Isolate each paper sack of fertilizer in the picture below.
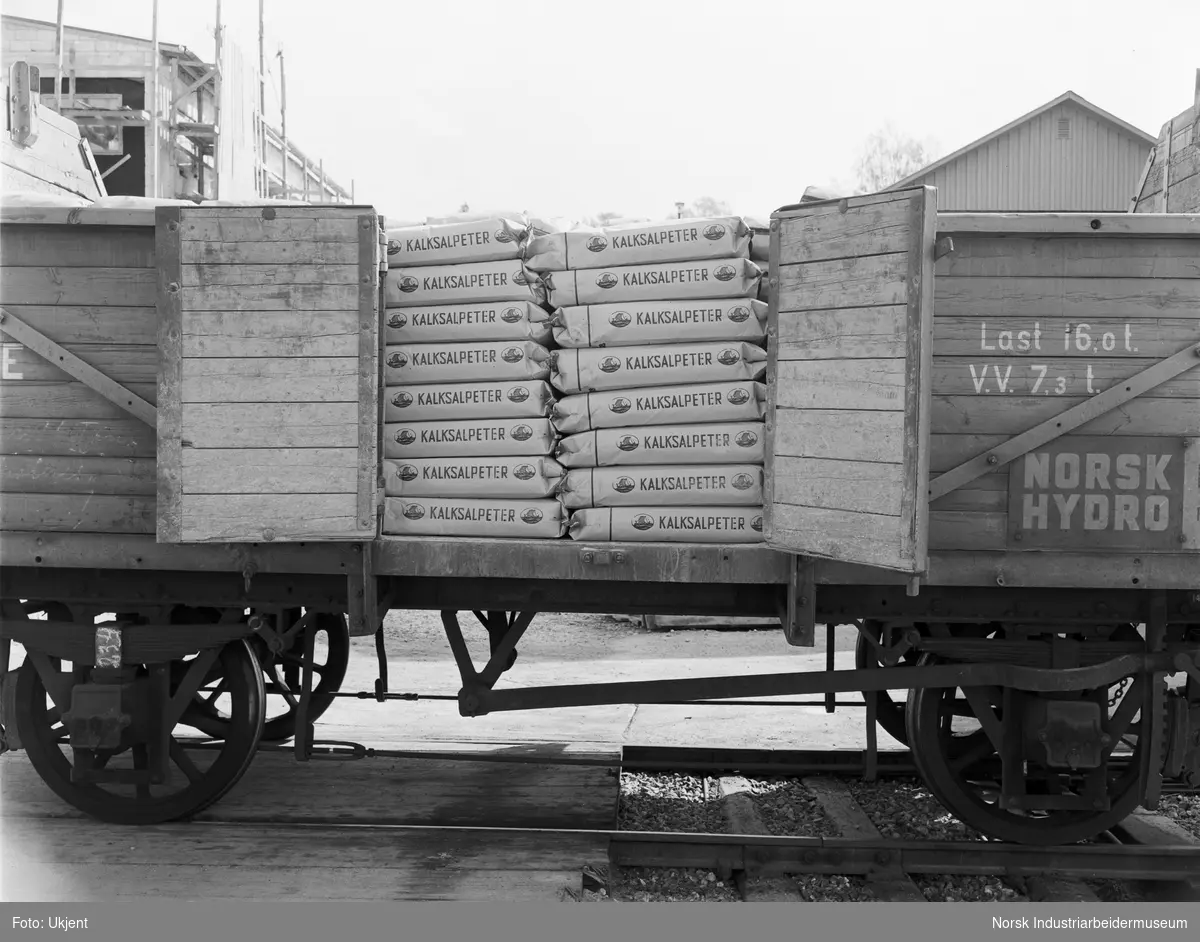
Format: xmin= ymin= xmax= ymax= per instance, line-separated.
xmin=558 ymin=464 xmax=763 ymax=509
xmin=384 ymin=341 xmax=551 ymax=385
xmin=551 ymin=298 xmax=768 ymax=348
xmin=568 ymin=506 xmax=765 ymax=543
xmin=384 ymin=301 xmax=552 ymax=345
xmin=524 ymin=217 xmax=751 ymax=272
xmin=384 ymin=259 xmax=542 ymax=307
xmin=385 ymin=497 xmax=568 ymax=538
xmin=540 ymin=257 xmax=761 ymax=307
xmin=556 ymin=422 xmax=765 ymax=468
xmin=384 ymin=456 xmax=564 ymax=499
xmin=550 ymin=381 xmax=766 ymax=434
xmin=385 ymin=217 xmax=528 ymax=268
xmin=384 ymin=380 xmax=555 ymax=422
xmin=384 ymin=417 xmax=557 ymax=459
xmin=550 ymin=342 xmax=766 ymax=394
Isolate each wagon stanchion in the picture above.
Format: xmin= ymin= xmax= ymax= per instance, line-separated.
xmin=293 ymin=617 xmax=318 ymax=763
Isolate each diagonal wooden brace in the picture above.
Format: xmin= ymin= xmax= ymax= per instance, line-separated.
xmin=0 ymin=306 xmax=156 ymax=427
xmin=929 ymin=340 xmax=1200 ymax=501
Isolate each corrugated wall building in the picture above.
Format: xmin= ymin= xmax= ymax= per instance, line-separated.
xmin=888 ymin=91 xmax=1157 ymax=211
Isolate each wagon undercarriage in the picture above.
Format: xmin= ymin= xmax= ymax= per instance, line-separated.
xmin=2 ymin=560 xmax=1198 ymax=844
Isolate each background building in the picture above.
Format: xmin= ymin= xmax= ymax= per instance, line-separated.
xmin=1 ymin=12 xmax=351 ymax=202
xmin=887 ymin=91 xmax=1157 ymax=211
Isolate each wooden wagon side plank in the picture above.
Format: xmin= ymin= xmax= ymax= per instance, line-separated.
xmin=0 ymin=308 xmax=155 ymax=427
xmin=929 ymin=340 xmax=1200 ymax=500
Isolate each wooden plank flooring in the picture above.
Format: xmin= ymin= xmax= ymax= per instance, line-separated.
xmin=0 ymin=741 xmax=618 ymax=901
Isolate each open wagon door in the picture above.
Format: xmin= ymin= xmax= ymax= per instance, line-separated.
xmin=156 ymin=205 xmax=381 ymax=543
xmin=765 ymin=186 xmax=936 ymax=575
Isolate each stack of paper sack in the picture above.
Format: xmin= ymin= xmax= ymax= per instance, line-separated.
xmin=381 ymin=216 xmax=567 ymax=538
xmin=524 ymin=218 xmax=770 ymax=543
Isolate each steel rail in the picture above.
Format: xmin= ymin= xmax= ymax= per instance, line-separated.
xmin=169 ymin=738 xmax=1197 ymax=792
xmin=171 ymin=818 xmax=1200 ymax=881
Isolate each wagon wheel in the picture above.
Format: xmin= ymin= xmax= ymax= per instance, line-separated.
xmin=855 ymin=621 xmax=920 ymax=745
xmin=905 ymin=626 xmax=1149 ymax=845
xmin=181 ymin=608 xmax=350 ymax=743
xmin=855 ymin=622 xmax=992 ymax=747
xmin=14 ymin=639 xmax=265 ymax=825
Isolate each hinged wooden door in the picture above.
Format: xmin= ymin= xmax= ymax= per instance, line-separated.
xmin=764 ymin=186 xmax=936 ymax=573
xmin=156 ymin=205 xmax=380 ymax=543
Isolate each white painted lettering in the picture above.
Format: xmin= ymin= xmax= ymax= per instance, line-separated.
xmin=1085 ymin=454 xmax=1110 ymax=490
xmin=1115 ymin=454 xmax=1140 ymax=490
xmin=1 ymin=345 xmax=23 ymax=379
xmin=979 ymin=323 xmax=995 ymax=351
xmin=1055 ymin=453 xmax=1080 ymax=489
xmin=1114 ymin=495 xmax=1139 ymax=531
xmin=1023 ymin=494 xmax=1049 ymax=529
xmin=1053 ymin=494 xmax=1080 ymax=529
xmin=1146 ymin=496 xmax=1170 ymax=531
xmin=1026 ymin=453 xmax=1050 ymax=489
xmin=1083 ymin=495 xmax=1109 ymax=530
xmin=1146 ymin=455 xmax=1171 ymax=491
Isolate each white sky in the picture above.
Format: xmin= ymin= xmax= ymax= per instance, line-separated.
xmin=4 ymin=0 xmax=1198 ymax=224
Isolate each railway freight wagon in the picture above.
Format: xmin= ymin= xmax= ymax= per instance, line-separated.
xmin=1 ymin=186 xmax=1198 ymax=847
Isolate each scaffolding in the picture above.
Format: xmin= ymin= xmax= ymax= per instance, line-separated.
xmin=5 ymin=2 xmax=351 ymax=202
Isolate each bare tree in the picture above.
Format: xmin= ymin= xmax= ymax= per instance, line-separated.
xmin=685 ymin=196 xmax=732 ymax=218
xmin=853 ymin=125 xmax=937 ymax=194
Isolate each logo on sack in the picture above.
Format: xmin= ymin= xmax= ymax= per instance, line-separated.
xmin=732 ymin=473 xmax=755 ymax=490
xmin=508 ymin=385 xmax=531 ymax=403
xmin=599 ymin=356 xmax=622 ymax=373
xmin=397 ymin=275 xmax=420 ymax=293
xmin=736 ymin=431 xmax=759 ymax=448
xmin=596 ymin=272 xmax=618 ymax=289
xmin=728 ymin=305 xmax=750 ymax=323
xmin=717 ymin=348 xmax=741 ymax=366
xmin=703 ymin=223 xmax=727 ymax=241
xmin=714 ymin=264 xmax=736 ymax=282
xmin=521 ymin=508 xmax=544 ymax=524
xmin=395 ymin=428 xmax=417 ymax=446
xmin=632 ymin=514 xmax=655 ymax=531
xmin=728 ymin=387 xmax=750 ymax=405
xmin=403 ymin=503 xmax=425 ymax=520
xmin=613 ymin=476 xmax=636 ymax=494
xmin=751 ymin=515 xmax=764 ymax=532
xmin=586 ymin=235 xmax=609 ymax=253
xmin=387 ymin=239 xmax=401 ymax=256
xmin=511 ymin=424 xmax=533 ymax=442
xmin=515 ymin=463 xmax=536 ymax=481
xmin=398 ymin=464 xmax=419 ymax=482
xmin=501 ymin=306 xmax=523 ymax=323
xmin=513 ymin=269 xmax=531 ymax=286
xmin=609 ymin=311 xmax=631 ymax=328
xmin=387 ymin=351 xmax=408 ymax=369
xmin=495 ymin=228 xmax=515 ymax=244
xmin=609 ymin=397 xmax=632 ymax=414
xmin=617 ymin=435 xmax=640 ymax=452
xmin=391 ymin=391 xmax=414 ymax=408
xmin=502 ymin=347 xmax=524 ymax=363
xmin=387 ymin=312 xmax=408 ymax=329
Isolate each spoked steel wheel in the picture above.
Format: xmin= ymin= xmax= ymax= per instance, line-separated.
xmin=179 ymin=609 xmax=350 ymax=743
xmin=906 ymin=639 xmax=1148 ymax=845
xmin=855 ymin=622 xmax=920 ymax=746
xmin=15 ymin=640 xmax=266 ymax=825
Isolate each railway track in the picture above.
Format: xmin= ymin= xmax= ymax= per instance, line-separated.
xmin=3 ymin=736 xmax=1198 ymax=902
xmin=241 ymin=738 xmax=1200 ymax=795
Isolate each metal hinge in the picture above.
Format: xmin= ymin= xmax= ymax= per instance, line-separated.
xmin=8 ymin=61 xmax=40 ymax=146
